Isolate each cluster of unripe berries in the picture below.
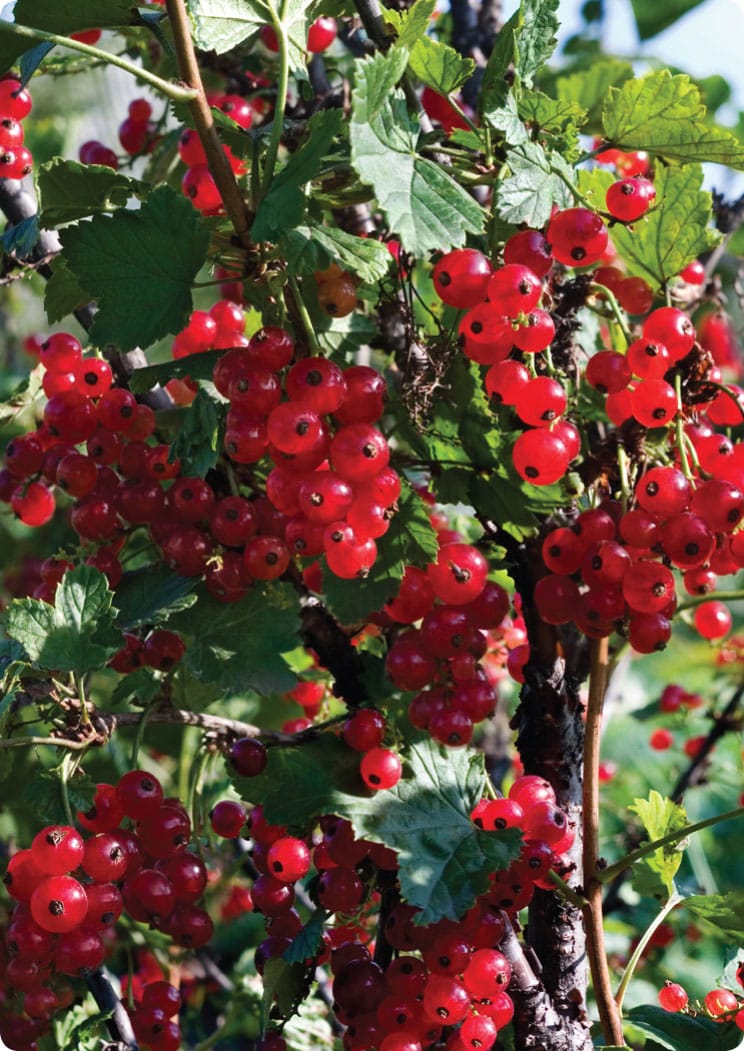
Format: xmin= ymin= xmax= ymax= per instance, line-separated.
xmin=658 ymin=966 xmax=744 ymax=1032
xmin=0 ymin=771 xmax=210 ymax=1050
xmin=0 ymin=74 xmax=33 ymax=181
xmin=210 ymin=760 xmax=570 ymax=1051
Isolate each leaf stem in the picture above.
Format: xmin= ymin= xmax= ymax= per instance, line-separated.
xmin=164 ymin=0 xmax=252 ymax=247
xmin=589 ymin=283 xmax=633 ymax=345
xmin=259 ymin=4 xmax=291 ymax=202
xmin=2 ymin=19 xmax=197 ymax=101
xmin=597 ymin=806 xmax=744 ymax=885
xmin=582 ymin=636 xmax=625 ymax=1047
xmin=549 ymin=869 xmax=589 ymax=908
xmin=615 ymin=892 xmax=684 ymax=1011
xmin=288 ymin=273 xmax=321 ymax=353
xmin=59 ymin=751 xmax=76 ymax=828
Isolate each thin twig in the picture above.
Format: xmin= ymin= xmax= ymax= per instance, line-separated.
xmin=85 ymin=969 xmax=139 ymax=1050
xmin=165 ymin=0 xmax=252 ymax=246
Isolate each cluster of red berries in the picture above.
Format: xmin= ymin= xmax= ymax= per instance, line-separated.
xmin=534 ymin=459 xmax=741 ymax=651
xmin=0 ymin=771 xmax=209 ymax=1050
xmin=0 ymin=74 xmax=33 ymax=181
xmin=181 ymin=91 xmax=261 ymax=213
xmin=211 ymin=326 xmax=399 ymax=584
xmin=381 ymin=539 xmax=510 ymax=746
xmin=79 ymin=97 xmax=157 ymax=170
xmin=210 ymin=771 xmax=569 ymax=1051
xmin=658 ymin=969 xmax=744 ymax=1031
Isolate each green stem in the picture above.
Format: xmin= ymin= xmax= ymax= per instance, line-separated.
xmin=589 ymin=283 xmax=633 ymax=345
xmin=446 ymin=93 xmax=481 ymax=135
xmin=548 ymin=869 xmax=588 ymax=909
xmin=674 ymin=374 xmax=694 ymax=481
xmin=2 ymin=19 xmax=197 ymax=101
xmin=615 ymin=892 xmax=684 ymax=1010
xmin=598 ymin=806 xmax=744 ymax=885
xmin=676 ymin=590 xmax=744 ymax=614
xmin=188 ymin=747 xmax=212 ymax=841
xmin=74 ymin=672 xmax=91 ymax=728
xmin=260 ymin=3 xmax=291 ymax=202
xmin=59 ymin=752 xmax=76 ymax=828
xmin=131 ymin=704 xmax=156 ymax=770
xmin=288 ymin=274 xmax=321 ymax=354
xmin=0 ymin=735 xmax=89 ymax=750
xmin=617 ymin=445 xmax=632 ymax=511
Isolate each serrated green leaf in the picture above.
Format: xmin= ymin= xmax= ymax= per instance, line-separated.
xmin=44 ymin=258 xmax=89 ymax=323
xmin=14 ymin=0 xmax=136 ymax=32
xmin=350 ymin=50 xmax=484 ymax=255
xmin=385 ymin=480 xmax=440 ymax=566
xmin=602 ymin=70 xmax=744 ymax=168
xmin=554 ymin=57 xmax=634 ymax=130
xmin=299 ymin=224 xmax=393 ymax=284
xmin=110 ymin=666 xmax=164 ymax=708
xmin=234 ymin=735 xmax=522 ymax=924
xmin=2 ymin=215 xmax=39 ymax=258
xmin=284 ymin=909 xmax=328 ymax=964
xmin=322 ymin=558 xmax=403 ymax=628
xmin=24 ymin=771 xmax=96 ymax=827
xmin=188 ymin=0 xmax=314 ymax=79
xmin=628 ymin=791 xmax=688 ymax=901
xmin=518 ymin=89 xmax=587 ymax=157
xmin=517 ymin=0 xmax=560 ymax=88
xmin=480 ymin=9 xmax=521 ymax=116
xmin=168 ymin=385 xmax=225 ymax=478
xmin=483 ymin=86 xmax=530 ymax=146
xmin=60 ymin=185 xmax=209 ymax=353
xmin=626 ymin=1005 xmax=741 ymax=1051
xmin=382 ymin=0 xmax=436 ymax=49
xmin=6 ymin=566 xmax=120 ymax=675
xmin=262 ymin=957 xmax=308 ymax=1022
xmin=253 ymin=110 xmax=343 ymax=242
xmin=38 ymin=158 xmax=144 ymax=227
xmin=407 ymin=36 xmax=476 ymax=97
xmin=629 ymin=0 xmax=705 ymax=40
xmin=167 ymin=582 xmax=300 ymax=696
xmin=586 ymin=165 xmax=720 ymax=290
xmin=112 ymin=564 xmax=199 ymax=630
xmin=685 ymin=891 xmax=744 ymax=940
xmin=496 ymin=140 xmax=573 ymax=227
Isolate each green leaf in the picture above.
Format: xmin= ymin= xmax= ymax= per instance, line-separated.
xmin=1 ymin=214 xmax=39 ymax=259
xmin=128 ymin=350 xmax=223 ymax=395
xmin=382 ymin=0 xmax=437 ymax=49
xmin=38 ymin=158 xmax=143 ymax=227
xmin=322 ymin=558 xmax=404 ymax=628
xmin=350 ymin=50 xmax=484 ymax=255
xmin=23 ymin=770 xmax=96 ymax=827
xmin=480 ymin=9 xmax=521 ymax=116
xmin=602 ymin=70 xmax=744 ymax=168
xmin=516 ymin=0 xmax=560 ymax=88
xmin=628 ymin=791 xmax=688 ymax=901
xmin=168 ymin=385 xmax=225 ymax=478
xmin=407 ymin=37 xmax=476 ymax=97
xmin=685 ymin=891 xmax=744 ymax=940
xmin=188 ymin=0 xmax=313 ymax=79
xmin=112 ymin=564 xmax=199 ymax=630
xmin=626 ymin=1005 xmax=741 ymax=1051
xmin=235 ymin=735 xmax=522 ymax=925
xmin=6 ymin=566 xmax=120 ymax=675
xmin=60 ymin=185 xmax=209 ymax=353
xmin=262 ymin=957 xmax=308 ymax=1022
xmin=111 ymin=666 xmax=164 ymax=708
xmin=496 ymin=140 xmax=573 ymax=227
xmin=284 ymin=909 xmax=328 ymax=964
xmin=285 ymin=222 xmax=393 ymax=283
xmin=629 ymin=0 xmax=705 ymax=40
xmin=384 ymin=481 xmax=440 ymax=568
xmin=168 ymin=582 xmax=300 ymax=696
xmin=14 ymin=0 xmax=136 ymax=33
xmin=554 ymin=58 xmax=634 ymax=129
xmin=252 ymin=110 xmax=343 ymax=242
xmin=19 ymin=41 xmax=54 ymax=84
xmin=517 ymin=89 xmax=587 ymax=157
xmin=483 ymin=88 xmax=530 ymax=147
xmin=591 ymin=165 xmax=720 ymax=290
xmin=44 ymin=258 xmax=89 ymax=323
